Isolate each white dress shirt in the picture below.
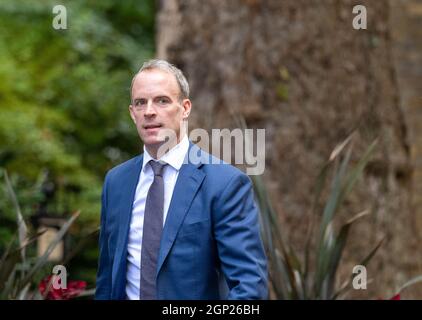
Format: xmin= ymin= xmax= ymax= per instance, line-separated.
xmin=125 ymin=135 xmax=190 ymax=299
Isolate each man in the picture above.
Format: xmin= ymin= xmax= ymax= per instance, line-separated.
xmin=95 ymin=59 xmax=268 ymax=300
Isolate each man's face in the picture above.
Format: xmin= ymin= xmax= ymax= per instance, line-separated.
xmin=129 ymin=69 xmax=191 ymax=153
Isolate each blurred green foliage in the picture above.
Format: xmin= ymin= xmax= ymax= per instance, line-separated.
xmin=0 ymin=0 xmax=155 ymax=286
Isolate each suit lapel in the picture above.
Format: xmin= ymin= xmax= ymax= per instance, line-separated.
xmin=156 ymin=144 xmax=206 ymax=276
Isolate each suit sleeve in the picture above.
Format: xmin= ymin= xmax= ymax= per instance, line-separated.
xmin=213 ymin=172 xmax=268 ymax=299
xmin=95 ymin=173 xmax=112 ymax=300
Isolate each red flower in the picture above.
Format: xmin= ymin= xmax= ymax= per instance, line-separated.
xmin=39 ymin=275 xmax=87 ymax=300
xmin=390 ymin=294 xmax=401 ymax=300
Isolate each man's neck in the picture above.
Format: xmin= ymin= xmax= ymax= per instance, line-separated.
xmin=145 ymin=135 xmax=186 ymax=159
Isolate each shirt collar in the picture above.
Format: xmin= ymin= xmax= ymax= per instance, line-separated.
xmin=142 ymin=135 xmax=189 ymax=172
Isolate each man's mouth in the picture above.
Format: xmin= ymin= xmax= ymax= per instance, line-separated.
xmin=143 ymin=124 xmax=162 ymax=129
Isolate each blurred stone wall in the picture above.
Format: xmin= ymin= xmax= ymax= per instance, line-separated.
xmin=390 ymin=0 xmax=422 ymax=280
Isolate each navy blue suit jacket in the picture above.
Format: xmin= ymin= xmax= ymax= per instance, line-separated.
xmin=95 ymin=142 xmax=268 ymax=299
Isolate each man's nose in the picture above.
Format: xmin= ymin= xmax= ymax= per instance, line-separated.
xmin=144 ymin=100 xmax=156 ymax=116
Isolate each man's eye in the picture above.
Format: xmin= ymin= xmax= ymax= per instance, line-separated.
xmin=135 ymin=100 xmax=145 ymax=106
xmin=158 ymin=98 xmax=169 ymax=104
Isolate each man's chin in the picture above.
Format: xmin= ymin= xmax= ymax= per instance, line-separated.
xmin=142 ymin=131 xmax=178 ymax=146
xmin=143 ymin=139 xmax=163 ymax=148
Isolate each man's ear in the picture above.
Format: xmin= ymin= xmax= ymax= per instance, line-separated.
xmin=182 ymin=99 xmax=192 ymax=119
xmin=129 ymin=105 xmax=136 ymax=124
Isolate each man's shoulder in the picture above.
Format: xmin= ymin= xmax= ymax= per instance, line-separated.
xmin=104 ymin=154 xmax=143 ymax=182
xmin=192 ymin=146 xmax=249 ymax=184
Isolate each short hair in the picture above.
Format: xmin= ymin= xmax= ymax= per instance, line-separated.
xmin=130 ymin=59 xmax=190 ymax=102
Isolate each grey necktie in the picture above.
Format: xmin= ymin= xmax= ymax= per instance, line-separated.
xmin=140 ymin=160 xmax=167 ymax=300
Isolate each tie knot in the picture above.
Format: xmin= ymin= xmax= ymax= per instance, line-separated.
xmin=149 ymin=160 xmax=167 ymax=176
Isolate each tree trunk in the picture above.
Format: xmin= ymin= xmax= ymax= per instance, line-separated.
xmin=390 ymin=0 xmax=422 ymax=297
xmin=156 ymin=0 xmax=420 ymax=298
